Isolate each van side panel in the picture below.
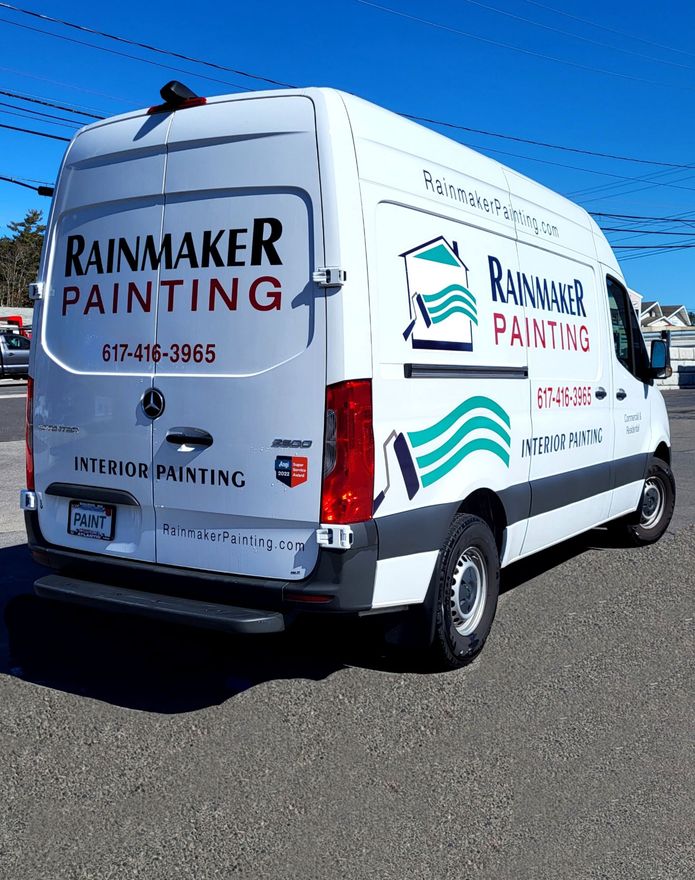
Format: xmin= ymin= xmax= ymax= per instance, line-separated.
xmin=354 ymin=124 xmax=535 ymax=604
xmin=515 ymin=244 xmax=613 ymax=555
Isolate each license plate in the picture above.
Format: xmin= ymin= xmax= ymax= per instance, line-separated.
xmin=68 ymin=500 xmax=115 ymax=541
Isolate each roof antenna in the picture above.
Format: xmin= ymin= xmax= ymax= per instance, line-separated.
xmin=160 ymin=81 xmax=200 ymax=106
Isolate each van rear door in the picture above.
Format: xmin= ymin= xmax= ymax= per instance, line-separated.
xmin=152 ymin=96 xmax=326 ymax=580
xmin=34 ymin=114 xmax=170 ymax=562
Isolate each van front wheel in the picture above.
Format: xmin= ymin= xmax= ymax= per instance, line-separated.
xmin=428 ymin=515 xmax=500 ymax=671
xmin=615 ymin=458 xmax=675 ymax=546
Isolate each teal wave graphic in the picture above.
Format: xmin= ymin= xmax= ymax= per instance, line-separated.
xmin=414 ymin=415 xmax=511 ymax=469
xmin=408 ymin=396 xmax=510 ymax=448
xmin=421 ymin=283 xmax=475 ymax=305
xmin=419 ymin=283 xmax=478 ymax=329
xmin=420 ymin=438 xmax=510 ymax=486
xmin=426 ymin=292 xmax=477 ymax=316
xmin=405 ymin=397 xmax=512 ymax=488
xmin=431 ymin=305 xmax=478 ymax=325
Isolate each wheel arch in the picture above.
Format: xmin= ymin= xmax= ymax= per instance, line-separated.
xmin=654 ymin=441 xmax=671 ymax=465
xmin=457 ymin=488 xmax=507 ymax=553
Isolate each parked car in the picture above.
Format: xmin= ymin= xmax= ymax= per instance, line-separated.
xmin=0 ymin=331 xmax=30 ymax=379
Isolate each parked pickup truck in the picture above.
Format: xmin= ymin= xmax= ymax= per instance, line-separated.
xmin=0 ymin=331 xmax=30 ymax=379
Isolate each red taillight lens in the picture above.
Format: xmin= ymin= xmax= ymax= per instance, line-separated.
xmin=320 ymin=379 xmax=374 ymax=524
xmin=25 ymin=377 xmax=34 ymax=490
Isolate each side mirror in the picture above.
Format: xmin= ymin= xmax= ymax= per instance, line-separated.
xmin=650 ymin=339 xmax=672 ymax=379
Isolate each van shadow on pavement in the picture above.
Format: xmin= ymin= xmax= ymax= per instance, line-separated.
xmin=1 ymin=530 xmax=618 ymax=713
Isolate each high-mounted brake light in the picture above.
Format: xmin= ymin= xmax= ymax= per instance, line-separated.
xmin=320 ymin=379 xmax=374 ymax=524
xmin=148 ymin=80 xmax=207 ymax=114
xmin=25 ymin=377 xmax=34 ymax=490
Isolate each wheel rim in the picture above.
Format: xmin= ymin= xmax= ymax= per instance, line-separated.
xmin=450 ymin=546 xmax=487 ymax=637
xmin=640 ymin=476 xmax=665 ymax=529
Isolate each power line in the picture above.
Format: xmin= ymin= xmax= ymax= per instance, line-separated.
xmin=581 ymin=176 xmax=695 ymax=205
xmin=0 ymin=173 xmax=52 ymax=193
xmin=523 ymin=0 xmax=695 ymax=62
xmin=568 ymin=164 xmax=691 ymax=200
xmin=0 ymin=2 xmax=295 ymax=88
xmin=4 ymin=6 xmax=693 ymax=178
xmin=0 ymin=102 xmax=82 ymax=128
xmin=402 ymin=112 xmax=695 ymax=170
xmin=0 ymin=87 xmax=103 ymax=119
xmin=0 ymin=15 xmax=255 ymax=92
xmin=0 ymin=173 xmax=38 ymax=190
xmin=591 ymin=211 xmax=695 ymax=222
xmin=620 ymin=245 xmax=695 ymax=263
xmin=472 ymin=143 xmax=695 ymax=198
xmin=358 ymin=1 xmax=695 ymax=93
xmin=1 ymin=7 xmax=694 ymax=252
xmin=0 ymin=64 xmax=130 ymax=104
xmin=610 ymin=243 xmax=695 ymax=249
xmin=0 ymin=121 xmax=70 ymax=141
xmin=600 ymin=227 xmax=695 ymax=235
xmin=460 ymin=0 xmax=695 ymax=72
xmin=0 ymin=171 xmax=51 ymax=184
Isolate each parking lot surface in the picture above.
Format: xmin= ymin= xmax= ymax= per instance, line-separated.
xmin=0 ymin=388 xmax=693 ymax=879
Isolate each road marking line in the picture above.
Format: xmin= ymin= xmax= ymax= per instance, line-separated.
xmin=0 ymin=393 xmax=26 ymax=399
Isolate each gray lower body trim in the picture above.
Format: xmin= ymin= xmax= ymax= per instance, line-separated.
xmin=376 ymin=452 xmax=651 ymax=559
xmin=376 ymin=501 xmax=459 ymax=560
xmin=503 ymin=452 xmax=649 ymax=524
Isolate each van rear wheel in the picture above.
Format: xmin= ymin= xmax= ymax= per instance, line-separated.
xmin=612 ymin=457 xmax=675 ymax=546
xmin=427 ymin=515 xmax=500 ymax=671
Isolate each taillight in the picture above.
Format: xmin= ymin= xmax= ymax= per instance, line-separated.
xmin=25 ymin=377 xmax=34 ymax=490
xmin=320 ymin=379 xmax=374 ymax=524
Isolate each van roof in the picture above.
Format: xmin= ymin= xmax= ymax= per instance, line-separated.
xmin=69 ymin=86 xmax=618 ymax=273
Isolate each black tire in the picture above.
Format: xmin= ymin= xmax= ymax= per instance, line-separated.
xmin=427 ymin=514 xmax=500 ymax=671
xmin=613 ymin=457 xmax=675 ymax=546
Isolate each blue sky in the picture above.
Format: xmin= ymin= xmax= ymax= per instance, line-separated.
xmin=1 ymin=0 xmax=694 ymax=311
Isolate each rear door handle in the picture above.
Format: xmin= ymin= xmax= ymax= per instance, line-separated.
xmin=166 ymin=427 xmax=213 ymax=448
xmin=595 ymin=386 xmax=607 ymax=400
xmin=616 ymin=389 xmax=627 ymax=400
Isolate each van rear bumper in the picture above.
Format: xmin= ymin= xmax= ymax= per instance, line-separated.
xmin=35 ymin=574 xmax=286 ymax=634
xmin=25 ymin=511 xmax=378 ymax=621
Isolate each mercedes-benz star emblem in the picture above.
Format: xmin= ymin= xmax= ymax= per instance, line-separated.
xmin=142 ymin=387 xmax=165 ymax=419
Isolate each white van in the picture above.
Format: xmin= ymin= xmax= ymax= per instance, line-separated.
xmin=21 ymin=83 xmax=675 ymax=669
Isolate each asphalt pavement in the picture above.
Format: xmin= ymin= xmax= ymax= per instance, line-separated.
xmin=0 ymin=387 xmax=693 ymax=879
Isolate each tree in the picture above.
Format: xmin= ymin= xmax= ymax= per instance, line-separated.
xmin=0 ymin=209 xmax=45 ymax=308
xmin=688 ymin=310 xmax=695 ymax=326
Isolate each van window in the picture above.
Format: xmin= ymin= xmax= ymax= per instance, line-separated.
xmin=606 ymin=276 xmax=648 ymax=381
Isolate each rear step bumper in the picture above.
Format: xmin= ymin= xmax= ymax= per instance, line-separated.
xmin=35 ymin=574 xmax=286 ymax=634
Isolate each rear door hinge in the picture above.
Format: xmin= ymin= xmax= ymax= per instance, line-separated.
xmin=28 ymin=282 xmax=44 ymax=301
xmin=312 ymin=267 xmax=347 ymax=288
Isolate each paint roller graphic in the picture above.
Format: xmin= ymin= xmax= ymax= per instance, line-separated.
xmin=403 ymin=283 xmax=479 ymax=341
xmin=373 ymin=397 xmax=511 ymax=512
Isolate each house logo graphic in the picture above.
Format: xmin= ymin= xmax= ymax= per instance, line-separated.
xmin=401 ymin=236 xmax=478 ymax=351
xmin=373 ymin=397 xmax=511 ymax=511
